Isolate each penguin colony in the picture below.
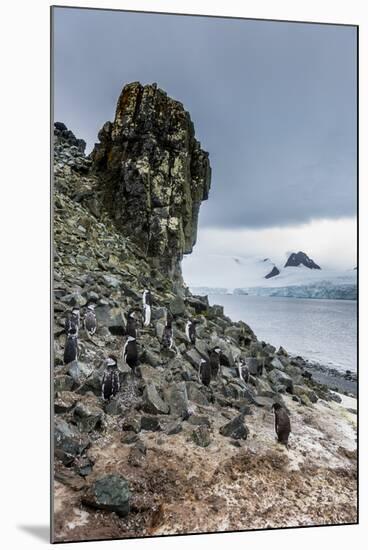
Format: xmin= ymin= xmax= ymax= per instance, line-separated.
xmin=62 ymin=290 xmax=291 ymax=445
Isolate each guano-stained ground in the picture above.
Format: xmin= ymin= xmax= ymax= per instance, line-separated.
xmin=53 ymin=393 xmax=357 ymax=542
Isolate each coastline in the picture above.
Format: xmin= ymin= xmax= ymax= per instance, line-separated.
xmin=302 ymin=361 xmax=357 ymax=398
xmin=204 ymin=294 xmax=358 ymax=397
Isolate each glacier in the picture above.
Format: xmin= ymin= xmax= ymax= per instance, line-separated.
xmin=185 ymin=254 xmax=357 ymax=300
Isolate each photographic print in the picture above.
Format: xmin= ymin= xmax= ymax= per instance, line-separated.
xmin=52 ymin=6 xmax=357 ymax=543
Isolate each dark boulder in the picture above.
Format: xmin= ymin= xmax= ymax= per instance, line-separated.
xmin=163 ymin=382 xmax=189 ymax=419
xmin=191 ymin=425 xmax=211 ymax=447
xmin=219 ymin=414 xmax=249 ymax=440
xmin=268 ymin=368 xmax=294 ymax=393
xmin=142 ymin=383 xmax=170 ymax=415
xmin=54 ymin=418 xmax=90 ymax=466
xmin=83 ymin=475 xmax=130 ymax=517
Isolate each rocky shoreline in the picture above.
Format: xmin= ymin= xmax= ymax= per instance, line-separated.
xmin=302 ymin=361 xmax=357 ymax=398
xmin=53 ymin=83 xmax=357 ymax=542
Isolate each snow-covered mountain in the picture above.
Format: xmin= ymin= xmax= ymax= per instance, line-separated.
xmin=183 ymin=252 xmax=357 ymax=300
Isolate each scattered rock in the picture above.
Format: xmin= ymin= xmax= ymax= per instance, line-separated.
xmin=219 ymin=414 xmax=248 ymax=440
xmin=191 ymin=425 xmax=211 ymax=447
xmin=268 ymin=369 xmax=294 ymax=393
xmin=83 ymin=475 xmax=131 ymax=517
xmin=54 ymin=391 xmax=77 ymax=413
xmin=128 ymin=441 xmax=147 ymax=467
xmin=164 ymin=420 xmax=183 ymax=435
xmin=54 ymin=418 xmax=90 ymax=465
xmin=163 ymin=381 xmax=189 ymax=419
xmin=142 ymin=383 xmax=170 ymax=415
xmin=121 ymin=431 xmax=140 ymax=444
xmin=141 ymin=415 xmax=161 ymax=431
xmin=185 ymin=381 xmax=210 ymax=406
xmin=122 ymin=415 xmax=141 ymax=434
xmin=73 ymin=397 xmax=104 ymax=433
xmin=187 ymin=415 xmax=211 ymax=427
xmin=54 ymin=374 xmax=74 ymax=393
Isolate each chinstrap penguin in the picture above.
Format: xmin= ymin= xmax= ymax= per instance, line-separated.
xmin=101 ymin=355 xmax=120 ymax=400
xmin=185 ymin=319 xmax=197 ymax=345
xmin=65 ymin=307 xmax=80 ymax=335
xmin=123 ymin=335 xmax=139 ymax=371
xmin=199 ymin=358 xmax=211 ymax=387
xmin=142 ymin=289 xmax=152 ymax=327
xmin=209 ymin=347 xmax=221 ymax=378
xmin=272 ymin=403 xmax=291 ymax=447
xmin=126 ymin=310 xmax=138 ymax=338
xmin=237 ymin=358 xmax=249 ymax=383
xmin=84 ymin=303 xmax=97 ymax=336
xmin=63 ymin=326 xmax=78 ymax=365
xmin=162 ymin=309 xmax=174 ymax=350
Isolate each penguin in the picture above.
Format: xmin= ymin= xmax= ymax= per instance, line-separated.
xmin=199 ymin=358 xmax=211 ymax=387
xmin=63 ymin=326 xmax=78 ymax=364
xmin=161 ymin=308 xmax=174 ymax=350
xmin=272 ymin=403 xmax=291 ymax=447
xmin=185 ymin=319 xmax=196 ymax=345
xmin=65 ymin=307 xmax=80 ymax=335
xmin=84 ymin=304 xmax=97 ymax=336
xmin=123 ymin=335 xmax=139 ymax=371
xmin=237 ymin=358 xmax=249 ymax=384
xmin=209 ymin=347 xmax=221 ymax=379
xmin=162 ymin=325 xmax=174 ymax=350
xmin=126 ymin=310 xmax=138 ymax=338
xmin=142 ymin=290 xmax=152 ymax=327
xmin=101 ymin=355 xmax=120 ymax=401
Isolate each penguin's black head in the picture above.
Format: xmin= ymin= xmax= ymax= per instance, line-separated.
xmin=272 ymin=403 xmax=282 ymax=411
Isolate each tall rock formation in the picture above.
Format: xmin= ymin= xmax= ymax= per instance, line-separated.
xmin=91 ymin=82 xmax=211 ymax=283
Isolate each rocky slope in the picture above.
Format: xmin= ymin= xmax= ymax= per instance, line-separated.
xmin=53 ymin=84 xmax=357 ymax=542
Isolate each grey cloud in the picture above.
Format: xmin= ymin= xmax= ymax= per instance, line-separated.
xmin=53 ymin=8 xmax=357 ymax=230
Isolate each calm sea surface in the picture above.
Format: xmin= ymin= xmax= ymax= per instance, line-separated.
xmin=208 ymin=295 xmax=357 ymax=373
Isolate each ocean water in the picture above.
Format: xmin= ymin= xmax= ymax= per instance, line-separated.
xmin=209 ymin=295 xmax=357 ymax=373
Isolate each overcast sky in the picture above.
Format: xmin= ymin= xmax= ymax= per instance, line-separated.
xmin=53 ymin=7 xmax=357 ymax=282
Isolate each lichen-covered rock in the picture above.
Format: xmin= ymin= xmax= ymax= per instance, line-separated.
xmin=141 ymin=415 xmax=161 ymax=431
xmin=293 ymin=385 xmax=318 ymax=403
xmin=68 ymin=361 xmax=93 ymax=385
xmin=91 ymin=82 xmax=211 ymax=281
xmin=219 ymin=414 xmax=248 ymax=440
xmin=83 ymin=475 xmax=131 ymax=517
xmin=187 ymin=415 xmax=210 ymax=427
xmin=54 ymin=418 xmax=90 ymax=465
xmin=142 ymin=383 xmax=170 ymax=414
xmin=268 ymin=369 xmax=294 ymax=394
xmin=73 ymin=396 xmax=104 ymax=432
xmin=54 ymin=391 xmax=77 ymax=414
xmin=191 ymin=425 xmax=211 ymax=447
xmin=163 ymin=381 xmax=189 ymax=419
xmin=54 ymin=374 xmax=74 ymax=393
xmin=185 ymin=348 xmax=203 ymax=369
xmin=185 ymin=381 xmax=210 ymax=406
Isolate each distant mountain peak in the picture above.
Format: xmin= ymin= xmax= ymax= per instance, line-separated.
xmin=265 ymin=266 xmax=280 ymax=279
xmin=284 ymin=251 xmax=321 ymax=270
